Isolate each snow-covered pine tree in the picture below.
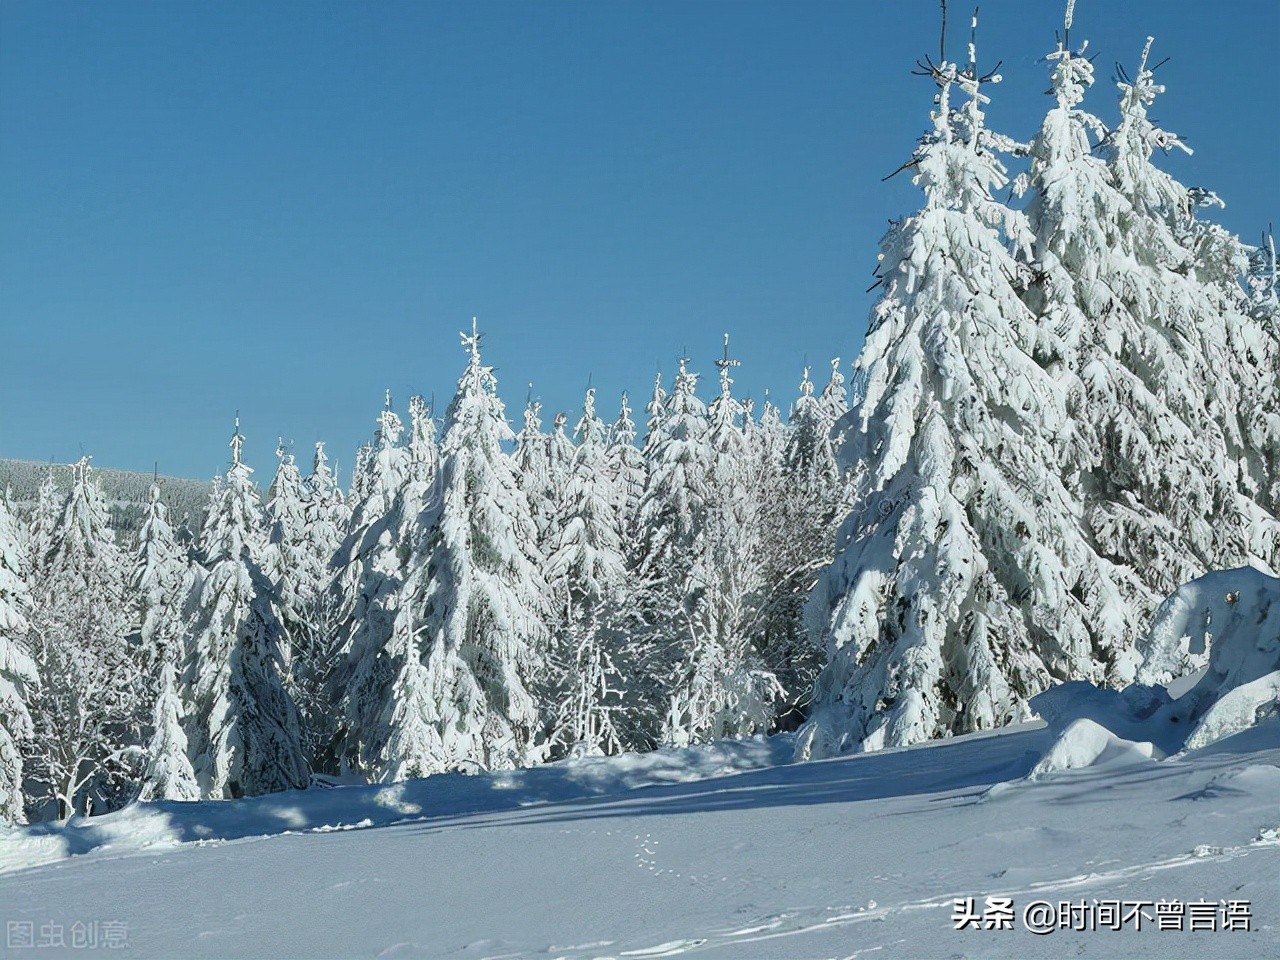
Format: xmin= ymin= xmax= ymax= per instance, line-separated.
xmin=783 ymin=367 xmax=841 ymax=505
xmin=344 ymin=322 xmax=552 ymax=778
xmin=330 ymin=408 xmax=400 ymax=664
xmin=0 ymin=496 xmax=37 ymax=823
xmin=817 ymin=357 xmax=849 ymax=426
xmin=800 ymin=44 xmax=1124 ymax=758
xmin=640 ymin=370 xmax=667 ymax=462
xmin=263 ymin=441 xmax=309 ymax=648
xmin=372 ymin=616 xmax=442 ymax=782
xmin=1248 ymin=233 xmax=1279 ymax=326
xmin=24 ymin=469 xmax=61 ymax=576
xmin=304 ymin=442 xmax=351 ymax=572
xmin=604 ymin=393 xmax=647 ymax=539
xmin=1016 ymin=25 xmax=1279 ymax=689
xmin=665 ymin=338 xmax=781 ymax=745
xmin=345 ymin=394 xmax=411 ymax=542
xmin=130 ymin=481 xmax=188 ymax=662
xmin=328 ymin=397 xmax=421 ymax=776
xmin=1245 ymin=234 xmax=1280 ymax=516
xmin=632 ymin=359 xmax=711 ymax=610
xmin=544 ymin=387 xmax=632 ymax=756
xmin=327 ymin=397 xmax=438 ymax=777
xmin=347 ymin=442 xmax=374 ymax=512
xmin=545 ymin=410 xmax=576 ymax=529
xmin=817 ymin=357 xmax=853 ymax=464
xmin=545 ymin=388 xmax=625 ymax=619
xmin=628 ymin=358 xmax=712 ymax=745
xmin=757 ymin=366 xmax=852 ymax=724
xmin=752 ymin=391 xmax=788 ymax=477
xmin=293 ymin=441 xmax=351 ymax=772
xmin=513 ymin=395 xmax=560 ymax=552
xmin=181 ymin=421 xmax=308 ymax=798
xmin=25 ymin=457 xmax=140 ymax=818
xmin=137 ymin=661 xmax=199 ymax=802
xmin=402 ymin=395 xmax=440 ymax=537
xmin=1015 ymin=30 xmax=1191 ymax=676
xmin=1092 ymin=37 xmax=1278 ymax=585
xmin=262 ymin=439 xmax=337 ymax=769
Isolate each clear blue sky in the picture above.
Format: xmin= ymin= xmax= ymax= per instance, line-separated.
xmin=2 ymin=0 xmax=1276 ymax=481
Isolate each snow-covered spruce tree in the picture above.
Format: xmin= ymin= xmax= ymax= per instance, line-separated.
xmin=1245 ymin=235 xmax=1280 ymax=516
xmin=628 ymin=359 xmax=712 ymax=746
xmin=604 ymin=392 xmax=647 ymax=539
xmin=372 ymin=617 xmax=442 ymax=782
xmin=24 ymin=469 xmax=61 ymax=576
xmin=26 ymin=457 xmax=140 ymax=818
xmin=800 ymin=53 xmax=1127 ymax=758
xmin=137 ymin=661 xmax=199 ymax=802
xmin=263 ymin=442 xmax=309 ymax=646
xmin=328 ymin=399 xmax=420 ymax=776
xmin=545 ymin=388 xmax=625 ymax=619
xmin=782 ymin=367 xmax=845 ymax=527
xmin=1247 ymin=233 xmax=1279 ymax=328
xmin=818 ymin=357 xmax=849 ymax=434
xmin=544 ymin=387 xmax=632 ymax=756
xmin=181 ymin=422 xmax=308 ymax=798
xmin=345 ymin=394 xmax=412 ymax=544
xmin=347 ymin=442 xmax=374 ymax=512
xmin=1019 ymin=28 xmax=1279 ymax=677
xmin=292 ymin=441 xmax=351 ymax=772
xmin=262 ymin=440 xmax=336 ymax=768
xmin=546 ymin=411 xmax=576 ymax=508
xmin=757 ymin=366 xmax=853 ymax=724
xmin=344 ymin=322 xmax=552 ymax=778
xmin=513 ymin=395 xmax=562 ymax=553
xmin=304 ymin=442 xmax=351 ymax=575
xmin=130 ymin=481 xmax=189 ymax=671
xmin=1098 ymin=39 xmax=1275 ymax=588
xmin=632 ymin=359 xmax=711 ymax=607
xmin=665 ymin=342 xmax=781 ymax=746
xmin=640 ymin=370 xmax=667 ymax=461
xmin=1016 ymin=32 xmax=1194 ymax=669
xmin=0 ymin=497 xmax=37 ymax=823
xmin=402 ymin=395 xmax=440 ymax=535
xmin=751 ymin=391 xmax=788 ymax=480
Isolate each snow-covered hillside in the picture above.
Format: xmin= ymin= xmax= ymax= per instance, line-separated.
xmin=0 ymin=695 xmax=1274 ymax=959
xmin=0 ymin=458 xmax=210 ymax=543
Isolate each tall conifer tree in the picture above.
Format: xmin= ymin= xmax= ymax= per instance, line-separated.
xmin=182 ymin=422 xmax=308 ymax=798
xmin=0 ymin=497 xmax=36 ymax=823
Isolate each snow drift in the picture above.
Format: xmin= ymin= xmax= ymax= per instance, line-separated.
xmin=1028 ymin=566 xmax=1280 ymax=777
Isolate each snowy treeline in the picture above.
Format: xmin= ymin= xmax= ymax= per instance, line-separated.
xmin=798 ymin=19 xmax=1280 ymax=759
xmin=0 ymin=10 xmax=1276 ymax=821
xmin=0 ymin=327 xmax=851 ymax=820
xmin=0 ymin=459 xmax=209 ymax=544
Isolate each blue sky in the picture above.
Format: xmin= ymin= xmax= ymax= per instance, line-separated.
xmin=2 ymin=0 xmax=1276 ymax=481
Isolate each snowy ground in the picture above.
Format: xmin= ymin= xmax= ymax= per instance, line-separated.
xmin=0 ymin=712 xmax=1275 ymax=959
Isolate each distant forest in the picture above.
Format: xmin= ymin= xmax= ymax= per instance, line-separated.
xmin=0 ymin=459 xmax=210 ymax=545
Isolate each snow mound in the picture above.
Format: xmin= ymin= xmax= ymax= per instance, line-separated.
xmin=1025 ymin=567 xmax=1280 ymax=780
xmin=1129 ymin=566 xmax=1280 ymax=687
xmin=1146 ymin=567 xmax=1280 ymax=750
xmin=1025 ymin=718 xmax=1158 ymax=781
xmin=0 ymin=803 xmax=182 ymax=875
